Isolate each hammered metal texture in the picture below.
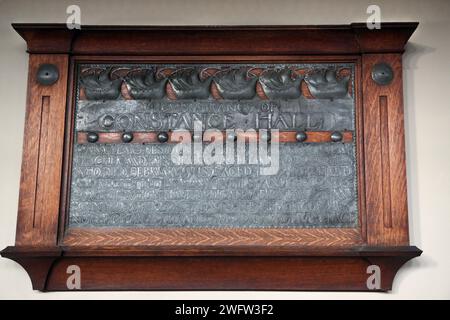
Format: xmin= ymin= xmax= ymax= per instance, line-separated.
xmin=69 ymin=143 xmax=358 ymax=228
xmin=371 ymin=63 xmax=394 ymax=85
xmin=69 ymin=63 xmax=358 ymax=228
xmin=36 ymin=63 xmax=59 ymax=86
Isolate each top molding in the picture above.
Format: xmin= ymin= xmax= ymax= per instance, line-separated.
xmin=12 ymin=22 xmax=418 ymax=55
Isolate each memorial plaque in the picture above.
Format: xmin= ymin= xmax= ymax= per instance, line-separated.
xmin=69 ymin=63 xmax=358 ymax=228
xmin=2 ymin=24 xmax=422 ymax=291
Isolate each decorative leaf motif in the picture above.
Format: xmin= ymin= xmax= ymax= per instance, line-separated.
xmin=168 ymin=68 xmax=213 ymax=99
xmin=213 ymin=68 xmax=258 ymax=100
xmin=125 ymin=69 xmax=167 ymax=99
xmin=80 ymin=68 xmax=122 ymax=100
xmin=305 ymin=68 xmax=350 ymax=99
xmin=259 ymin=68 xmax=304 ymax=99
xmin=78 ymin=66 xmax=352 ymax=101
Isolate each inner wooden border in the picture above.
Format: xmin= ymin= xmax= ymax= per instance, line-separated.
xmin=59 ymin=55 xmax=366 ymax=247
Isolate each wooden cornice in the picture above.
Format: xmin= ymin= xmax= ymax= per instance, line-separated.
xmin=12 ymin=22 xmax=418 ymax=55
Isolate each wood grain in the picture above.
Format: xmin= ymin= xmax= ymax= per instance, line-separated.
xmin=379 ymin=96 xmax=393 ymax=228
xmin=0 ymin=245 xmax=422 ymax=291
xmin=362 ymin=54 xmax=409 ymax=245
xmin=15 ymin=54 xmax=69 ymax=246
xmin=63 ymin=228 xmax=363 ymax=247
xmin=12 ymin=23 xmax=418 ymax=55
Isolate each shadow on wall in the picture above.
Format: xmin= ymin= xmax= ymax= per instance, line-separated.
xmin=402 ymin=40 xmax=435 ymax=248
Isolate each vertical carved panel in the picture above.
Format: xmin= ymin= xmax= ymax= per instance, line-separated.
xmin=32 ymin=95 xmax=50 ymax=229
xmin=362 ymin=54 xmax=409 ymax=245
xmin=379 ymin=96 xmax=393 ymax=228
xmin=15 ymin=54 xmax=69 ymax=246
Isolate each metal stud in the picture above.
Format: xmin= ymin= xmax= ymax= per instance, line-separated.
xmin=36 ymin=64 xmax=59 ymax=86
xmin=371 ymin=63 xmax=394 ymax=85
xmin=86 ymin=132 xmax=98 ymax=143
xmin=296 ymin=131 xmax=307 ymax=142
xmin=122 ymin=132 xmax=134 ymax=143
xmin=330 ymin=131 xmax=343 ymax=142
xmin=157 ymin=131 xmax=169 ymax=143
xmin=260 ymin=130 xmax=271 ymax=142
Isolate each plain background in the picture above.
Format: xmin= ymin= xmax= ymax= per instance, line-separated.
xmin=0 ymin=0 xmax=449 ymax=299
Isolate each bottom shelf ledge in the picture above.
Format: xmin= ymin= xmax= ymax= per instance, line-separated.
xmin=1 ymin=245 xmax=422 ymax=292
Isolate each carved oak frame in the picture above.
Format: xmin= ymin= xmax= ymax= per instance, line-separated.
xmin=1 ymin=23 xmax=421 ymax=291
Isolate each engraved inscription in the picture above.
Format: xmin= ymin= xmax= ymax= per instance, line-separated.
xmin=76 ymin=99 xmax=354 ymax=132
xmin=69 ymin=62 xmax=359 ymax=228
xmin=69 ymin=143 xmax=358 ymax=227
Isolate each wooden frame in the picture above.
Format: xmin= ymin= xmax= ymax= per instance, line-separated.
xmin=1 ymin=23 xmax=421 ymax=291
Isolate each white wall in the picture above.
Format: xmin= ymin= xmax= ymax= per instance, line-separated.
xmin=0 ymin=0 xmax=449 ymax=299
